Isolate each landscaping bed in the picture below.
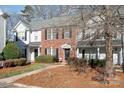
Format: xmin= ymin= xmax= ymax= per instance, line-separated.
xmin=15 ymin=65 xmax=124 ymax=88
xmin=0 ymin=63 xmax=48 ymax=79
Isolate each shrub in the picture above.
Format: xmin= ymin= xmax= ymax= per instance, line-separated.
xmin=35 ymin=55 xmax=56 ymax=63
xmin=89 ymin=59 xmax=105 ymax=68
xmin=3 ymin=43 xmax=21 ymax=60
xmin=0 ymin=53 xmax=3 ymax=61
xmin=3 ymin=58 xmax=27 ymax=67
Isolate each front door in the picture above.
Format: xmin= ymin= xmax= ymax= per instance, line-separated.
xmin=34 ymin=49 xmax=38 ymax=58
xmin=64 ymin=49 xmax=70 ymax=60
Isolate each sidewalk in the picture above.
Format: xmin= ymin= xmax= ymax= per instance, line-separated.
xmin=0 ymin=64 xmax=65 ymax=88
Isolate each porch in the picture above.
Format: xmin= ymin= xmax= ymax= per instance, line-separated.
xmin=77 ymin=40 xmax=123 ymax=65
xmin=27 ymin=42 xmax=41 ymax=62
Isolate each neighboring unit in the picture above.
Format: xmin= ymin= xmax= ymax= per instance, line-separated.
xmin=0 ymin=11 xmax=7 ymax=53
xmin=12 ymin=20 xmax=41 ymax=62
xmin=31 ymin=16 xmax=82 ymax=62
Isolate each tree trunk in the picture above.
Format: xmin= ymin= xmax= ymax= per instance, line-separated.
xmin=105 ymin=6 xmax=113 ymax=78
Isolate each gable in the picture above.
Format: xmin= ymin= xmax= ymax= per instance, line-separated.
xmin=13 ymin=21 xmax=27 ymax=32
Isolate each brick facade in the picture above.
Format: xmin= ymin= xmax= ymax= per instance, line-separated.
xmin=41 ymin=25 xmax=79 ymax=61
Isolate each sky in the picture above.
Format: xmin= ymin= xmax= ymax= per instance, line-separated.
xmin=0 ymin=5 xmax=25 ymax=14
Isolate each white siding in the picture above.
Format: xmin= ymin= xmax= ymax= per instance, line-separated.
xmin=30 ymin=31 xmax=41 ymax=42
xmin=0 ymin=16 xmax=6 ymax=53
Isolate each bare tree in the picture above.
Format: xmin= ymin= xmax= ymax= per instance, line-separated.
xmin=74 ymin=5 xmax=124 ymax=79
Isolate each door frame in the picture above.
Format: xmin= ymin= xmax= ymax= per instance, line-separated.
xmin=64 ymin=48 xmax=70 ymax=60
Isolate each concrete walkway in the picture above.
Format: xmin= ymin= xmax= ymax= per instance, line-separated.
xmin=0 ymin=64 xmax=65 ymax=88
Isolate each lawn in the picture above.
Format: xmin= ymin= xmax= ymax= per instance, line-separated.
xmin=0 ymin=63 xmax=49 ymax=79
xmin=15 ymin=65 xmax=124 ymax=88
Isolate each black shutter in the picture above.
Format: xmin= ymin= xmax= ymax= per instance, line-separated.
xmin=16 ymin=32 xmax=18 ymax=41
xmin=45 ymin=48 xmax=47 ymax=55
xmin=56 ymin=48 xmax=58 ymax=58
xmin=45 ymin=29 xmax=47 ymax=40
xmin=82 ymin=49 xmax=85 ymax=58
xmin=25 ymin=31 xmax=27 ymax=41
xmin=62 ymin=28 xmax=64 ymax=39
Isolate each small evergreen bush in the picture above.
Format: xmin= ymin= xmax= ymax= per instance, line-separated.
xmin=3 ymin=43 xmax=21 ymax=59
xmin=0 ymin=53 xmax=4 ymax=61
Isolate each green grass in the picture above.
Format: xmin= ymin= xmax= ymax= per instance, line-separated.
xmin=0 ymin=63 xmax=47 ymax=79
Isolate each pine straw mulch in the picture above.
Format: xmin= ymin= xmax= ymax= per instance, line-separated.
xmin=15 ymin=65 xmax=124 ymax=88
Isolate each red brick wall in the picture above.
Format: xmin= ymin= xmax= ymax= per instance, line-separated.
xmin=41 ymin=26 xmax=79 ymax=61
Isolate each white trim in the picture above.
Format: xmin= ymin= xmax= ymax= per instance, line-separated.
xmin=3 ymin=18 xmax=6 ymax=48
xmin=11 ymin=21 xmax=28 ymax=32
xmin=61 ymin=43 xmax=71 ymax=49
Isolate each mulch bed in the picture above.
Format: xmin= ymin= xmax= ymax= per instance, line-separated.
xmin=15 ymin=65 xmax=124 ymax=88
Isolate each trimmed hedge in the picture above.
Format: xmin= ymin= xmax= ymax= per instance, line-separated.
xmin=3 ymin=58 xmax=27 ymax=68
xmin=3 ymin=43 xmax=21 ymax=60
xmin=35 ymin=55 xmax=57 ymax=63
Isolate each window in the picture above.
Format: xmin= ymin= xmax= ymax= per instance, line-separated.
xmin=18 ymin=32 xmax=25 ymax=41
xmin=34 ymin=36 xmax=38 ymax=41
xmin=62 ymin=27 xmax=72 ymax=39
xmin=113 ymin=32 xmax=117 ymax=39
xmin=79 ymin=48 xmax=82 ymax=53
xmin=77 ymin=32 xmax=83 ymax=41
xmin=52 ymin=28 xmax=58 ymax=39
xmin=45 ymin=48 xmax=59 ymax=58
xmin=47 ymin=48 xmax=51 ymax=55
xmin=21 ymin=49 xmax=26 ymax=58
xmin=45 ymin=28 xmax=58 ymax=40
xmin=47 ymin=28 xmax=51 ymax=40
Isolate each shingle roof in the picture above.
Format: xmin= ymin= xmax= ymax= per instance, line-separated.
xmin=30 ymin=15 xmax=82 ymax=30
xmin=77 ymin=39 xmax=122 ymax=48
xmin=28 ymin=42 xmax=41 ymax=47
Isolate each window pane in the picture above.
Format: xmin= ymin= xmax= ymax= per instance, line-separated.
xmin=52 ymin=49 xmax=56 ymax=56
xmin=47 ymin=48 xmax=51 ymax=55
xmin=63 ymin=27 xmax=70 ymax=39
xmin=34 ymin=36 xmax=38 ymax=40
xmin=47 ymin=29 xmax=51 ymax=40
xmin=18 ymin=32 xmax=25 ymax=41
xmin=53 ymin=28 xmax=57 ymax=39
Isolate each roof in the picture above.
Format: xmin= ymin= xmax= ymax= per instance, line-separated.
xmin=30 ymin=15 xmax=82 ymax=30
xmin=8 ymin=14 xmax=30 ymax=32
xmin=77 ymin=39 xmax=122 ymax=48
xmin=28 ymin=42 xmax=41 ymax=47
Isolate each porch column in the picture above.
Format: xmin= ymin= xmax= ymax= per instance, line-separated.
xmin=27 ymin=47 xmax=31 ymax=62
xmin=118 ymin=51 xmax=120 ymax=65
xmin=120 ymin=48 xmax=123 ymax=65
xmin=38 ymin=47 xmax=40 ymax=56
xmin=97 ymin=48 xmax=100 ymax=59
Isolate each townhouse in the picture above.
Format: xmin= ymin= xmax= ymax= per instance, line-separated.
xmin=12 ymin=20 xmax=41 ymax=62
xmin=0 ymin=10 xmax=7 ymax=53
xmin=30 ymin=16 xmax=82 ymax=62
xmin=13 ymin=15 xmax=124 ymax=65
